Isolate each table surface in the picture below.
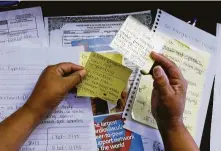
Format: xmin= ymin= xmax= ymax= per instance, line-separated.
xmin=1 ymin=1 xmax=219 ymax=151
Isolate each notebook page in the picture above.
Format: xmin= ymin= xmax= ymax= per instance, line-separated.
xmin=162 ymin=38 xmax=210 ymax=137
xmin=131 ymin=75 xmax=157 ymax=129
xmin=0 ymin=48 xmax=97 ymax=151
xmin=152 ymin=9 xmax=219 ymax=145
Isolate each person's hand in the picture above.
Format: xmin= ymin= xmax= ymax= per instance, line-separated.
xmin=150 ymin=52 xmax=188 ymax=128
xmin=25 ymin=63 xmax=87 ymax=112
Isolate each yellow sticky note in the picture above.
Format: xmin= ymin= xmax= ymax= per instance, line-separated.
xmin=162 ymin=38 xmax=211 ymax=137
xmin=131 ymin=75 xmax=157 ymax=129
xmin=79 ymin=52 xmax=123 ymax=98
xmin=79 ymin=52 xmax=123 ymax=67
xmin=77 ymin=52 xmax=132 ymax=104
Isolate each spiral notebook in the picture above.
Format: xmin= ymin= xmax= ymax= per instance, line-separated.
xmin=120 ymin=9 xmax=219 ymax=148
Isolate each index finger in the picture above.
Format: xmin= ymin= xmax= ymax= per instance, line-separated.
xmin=56 ymin=62 xmax=84 ymax=76
xmin=150 ymin=51 xmax=183 ymax=79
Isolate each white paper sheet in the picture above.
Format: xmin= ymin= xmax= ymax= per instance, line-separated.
xmin=0 ymin=7 xmax=46 ymax=47
xmin=44 ymin=11 xmax=152 ymax=47
xmin=211 ymin=23 xmax=221 ymax=151
xmin=110 ymin=16 xmax=164 ymax=72
xmin=0 ymin=47 xmax=97 ymax=151
xmin=142 ymin=136 xmax=164 ymax=151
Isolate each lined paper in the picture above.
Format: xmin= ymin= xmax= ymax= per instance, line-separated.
xmin=0 ymin=48 xmax=97 ymax=151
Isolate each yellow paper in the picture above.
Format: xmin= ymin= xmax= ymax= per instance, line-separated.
xmin=79 ymin=52 xmax=123 ymax=98
xmin=162 ymin=38 xmax=211 ymax=137
xmin=77 ymin=52 xmax=132 ymax=103
xmin=79 ymin=52 xmax=123 ymax=67
xmin=131 ymin=75 xmax=157 ymax=128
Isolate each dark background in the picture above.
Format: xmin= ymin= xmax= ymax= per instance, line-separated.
xmin=0 ymin=1 xmax=218 ymax=151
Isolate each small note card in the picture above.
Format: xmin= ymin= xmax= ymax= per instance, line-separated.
xmin=110 ymin=16 xmax=164 ymax=73
xmin=77 ymin=52 xmax=132 ymax=104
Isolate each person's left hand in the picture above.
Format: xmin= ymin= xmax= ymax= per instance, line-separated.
xmin=25 ymin=63 xmax=87 ymax=112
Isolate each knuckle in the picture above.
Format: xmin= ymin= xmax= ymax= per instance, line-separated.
xmin=46 ymin=65 xmax=54 ymax=70
xmin=44 ymin=65 xmax=56 ymax=73
xmin=171 ymin=60 xmax=177 ymax=67
xmin=72 ymin=72 xmax=82 ymax=84
xmin=181 ymin=79 xmax=188 ymax=88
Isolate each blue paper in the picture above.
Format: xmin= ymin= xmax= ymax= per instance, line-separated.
xmin=72 ymin=37 xmax=113 ymax=52
xmin=94 ymin=113 xmax=144 ymax=151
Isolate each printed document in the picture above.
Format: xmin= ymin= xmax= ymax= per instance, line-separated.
xmin=0 ymin=7 xmax=46 ymax=47
xmin=45 ymin=11 xmax=152 ymax=47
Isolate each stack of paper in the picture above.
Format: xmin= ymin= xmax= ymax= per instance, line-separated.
xmin=0 ymin=6 xmax=218 ymax=151
xmin=0 ymin=7 xmax=154 ymax=151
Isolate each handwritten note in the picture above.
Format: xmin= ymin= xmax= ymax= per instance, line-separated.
xmin=79 ymin=52 xmax=123 ymax=67
xmin=110 ymin=16 xmax=164 ymax=73
xmin=0 ymin=48 xmax=97 ymax=151
xmin=131 ymin=75 xmax=157 ymax=129
xmin=162 ymin=39 xmax=210 ymax=137
xmin=77 ymin=52 xmax=132 ymax=104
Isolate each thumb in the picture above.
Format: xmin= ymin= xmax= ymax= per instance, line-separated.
xmin=152 ymin=66 xmax=173 ymax=95
xmin=64 ymin=69 xmax=87 ymax=90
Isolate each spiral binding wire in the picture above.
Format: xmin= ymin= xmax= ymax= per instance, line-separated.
xmin=152 ymin=9 xmax=162 ymax=33
xmin=122 ymin=9 xmax=163 ymax=120
xmin=122 ymin=69 xmax=142 ymax=120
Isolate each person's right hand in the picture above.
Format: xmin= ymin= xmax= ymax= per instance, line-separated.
xmin=25 ymin=63 xmax=86 ymax=113
xmin=150 ymin=52 xmax=188 ymax=128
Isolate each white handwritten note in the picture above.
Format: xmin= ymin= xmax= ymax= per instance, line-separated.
xmin=131 ymin=75 xmax=157 ymax=129
xmin=110 ymin=16 xmax=164 ymax=72
xmin=0 ymin=47 xmax=97 ymax=151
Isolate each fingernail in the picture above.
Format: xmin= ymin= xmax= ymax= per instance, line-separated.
xmin=153 ymin=66 xmax=162 ymax=78
xmin=78 ymin=70 xmax=87 ymax=78
xmin=150 ymin=51 xmax=156 ymax=59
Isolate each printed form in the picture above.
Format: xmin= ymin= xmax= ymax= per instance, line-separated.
xmin=45 ymin=11 xmax=152 ymax=47
xmin=0 ymin=7 xmax=46 ymax=47
xmin=0 ymin=47 xmax=97 ymax=151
